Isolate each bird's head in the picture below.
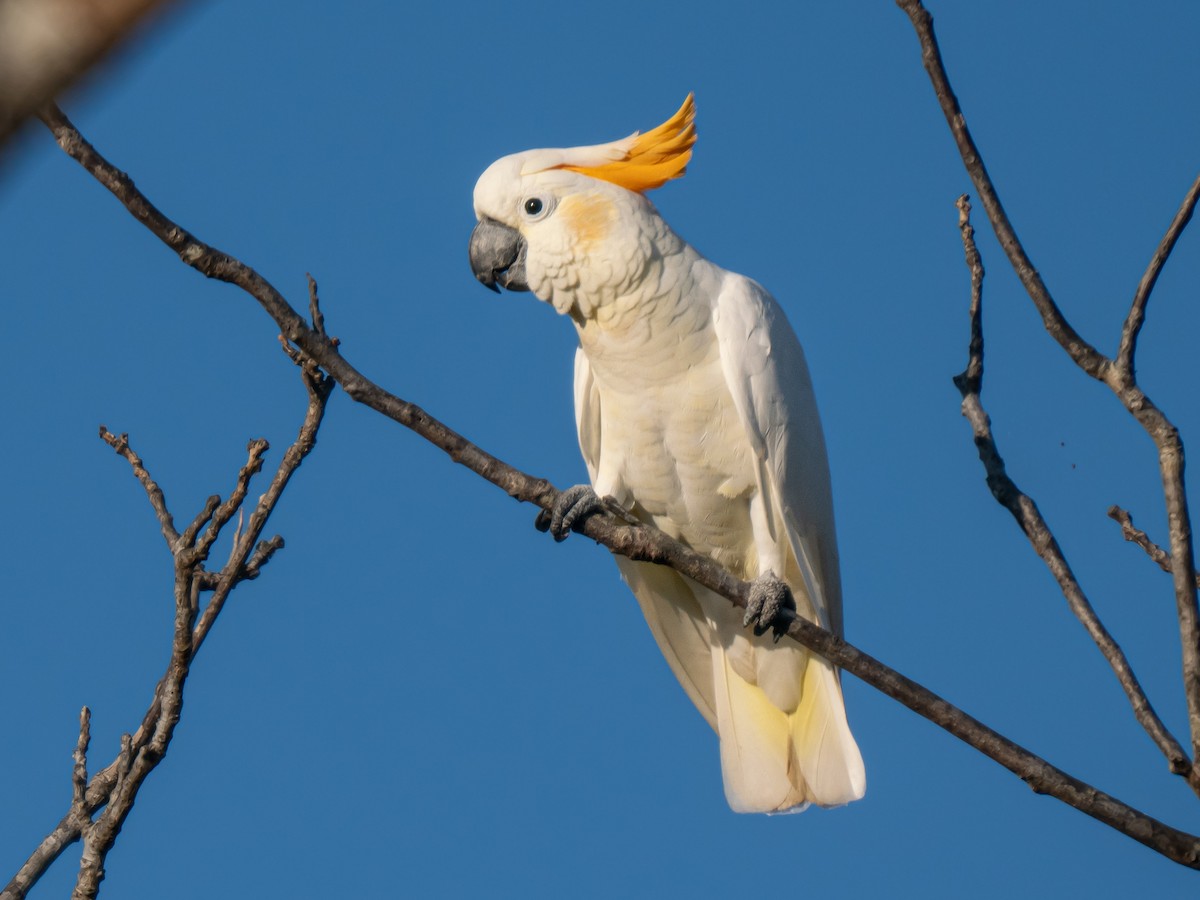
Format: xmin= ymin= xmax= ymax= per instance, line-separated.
xmin=469 ymin=95 xmax=695 ymax=319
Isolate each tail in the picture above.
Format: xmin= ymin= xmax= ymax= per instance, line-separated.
xmin=713 ymin=640 xmax=865 ymax=813
xmin=613 ymin=557 xmax=865 ymax=813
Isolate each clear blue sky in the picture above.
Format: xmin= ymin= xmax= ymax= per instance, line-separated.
xmin=4 ymin=1 xmax=1200 ymax=896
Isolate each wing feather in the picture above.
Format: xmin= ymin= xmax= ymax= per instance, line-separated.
xmin=711 ymin=274 xmax=843 ymax=635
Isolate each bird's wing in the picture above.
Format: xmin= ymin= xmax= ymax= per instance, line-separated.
xmin=711 ymin=272 xmax=842 ymax=635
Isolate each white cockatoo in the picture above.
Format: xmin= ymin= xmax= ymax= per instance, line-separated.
xmin=468 ymin=95 xmax=864 ymax=813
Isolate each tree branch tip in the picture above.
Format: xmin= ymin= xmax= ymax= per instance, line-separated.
xmin=97 ymin=426 xmax=125 ymax=449
xmin=75 ymin=708 xmax=91 ymax=757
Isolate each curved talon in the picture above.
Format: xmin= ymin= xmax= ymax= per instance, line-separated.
xmin=744 ymin=572 xmax=796 ymax=642
xmin=534 ymin=484 xmax=603 ymax=542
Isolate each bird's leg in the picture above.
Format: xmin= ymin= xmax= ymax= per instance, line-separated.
xmin=534 ymin=484 xmax=605 ymax=542
xmin=744 ymin=571 xmax=796 ymax=642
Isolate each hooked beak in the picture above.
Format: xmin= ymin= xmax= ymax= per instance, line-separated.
xmin=468 ymin=217 xmax=529 ymax=293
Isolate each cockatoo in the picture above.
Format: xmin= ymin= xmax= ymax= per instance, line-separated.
xmin=468 ymin=95 xmax=865 ymax=813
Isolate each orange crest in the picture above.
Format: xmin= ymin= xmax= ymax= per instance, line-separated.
xmin=560 ymin=94 xmax=696 ymax=194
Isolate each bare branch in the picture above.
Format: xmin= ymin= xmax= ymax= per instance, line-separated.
xmin=192 ymin=360 xmax=332 ymax=656
xmin=71 ymin=709 xmax=90 ymax=811
xmin=39 ymin=102 xmax=555 ymax=512
xmin=778 ymin=611 xmax=1200 ymax=867
xmin=30 ymin=103 xmax=1200 ymax=870
xmin=179 ymin=495 xmax=220 ymax=549
xmin=1116 ymin=172 xmax=1200 ymax=375
xmin=898 ymin=0 xmax=1200 ymax=793
xmin=98 ymin=426 xmax=179 ymax=549
xmin=4 ymin=357 xmax=330 ymax=899
xmin=893 ymin=0 xmax=1109 ymax=378
xmin=307 ymin=274 xmax=333 ymax=342
xmin=193 ymin=439 xmax=269 ymax=559
xmin=1109 ymin=506 xmax=1200 ymax=589
xmin=244 ymin=535 xmax=285 ymax=578
xmin=951 ymin=196 xmax=1193 ymax=786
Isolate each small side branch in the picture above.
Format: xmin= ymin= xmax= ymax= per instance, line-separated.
xmin=98 ymin=427 xmax=179 ymax=549
xmin=1116 ymin=172 xmax=1200 ymax=376
xmin=1109 ymin=506 xmax=1200 ymax=588
xmin=71 ymin=709 xmax=90 ymax=812
xmin=191 ymin=352 xmax=332 ymax=656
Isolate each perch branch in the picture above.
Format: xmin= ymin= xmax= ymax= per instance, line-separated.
xmin=30 ymin=103 xmax=1200 ymax=869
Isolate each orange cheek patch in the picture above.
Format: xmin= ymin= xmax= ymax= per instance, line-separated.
xmin=559 ymin=193 xmax=615 ymax=253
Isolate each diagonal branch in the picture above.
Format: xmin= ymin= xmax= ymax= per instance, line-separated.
xmin=29 ymin=103 xmax=1200 ymax=869
xmin=1109 ymin=506 xmax=1200 ymax=589
xmin=98 ymin=427 xmax=179 ymax=549
xmin=1116 ymin=172 xmax=1200 ymax=376
xmin=952 ymin=195 xmax=1194 ymax=788
xmin=893 ymin=0 xmax=1109 ymax=379
xmin=898 ymin=0 xmax=1200 ymax=788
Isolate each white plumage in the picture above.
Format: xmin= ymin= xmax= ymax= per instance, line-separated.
xmin=470 ymin=96 xmax=864 ymax=812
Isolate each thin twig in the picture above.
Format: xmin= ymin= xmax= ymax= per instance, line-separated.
xmin=897 ymin=0 xmax=1200 ymax=792
xmin=192 ymin=366 xmax=332 ymax=657
xmin=244 ymin=535 xmax=285 ymax=578
xmin=194 ymin=439 xmax=269 ymax=559
xmin=71 ymin=709 xmax=90 ymax=810
xmin=307 ymin=274 xmax=332 ymax=342
xmin=1116 ymin=172 xmax=1200 ymax=376
xmin=28 ymin=103 xmax=1200 ymax=870
xmin=1109 ymin=506 xmax=1200 ymax=588
xmin=98 ymin=426 xmax=179 ymax=548
xmin=179 ymin=495 xmax=220 ymax=548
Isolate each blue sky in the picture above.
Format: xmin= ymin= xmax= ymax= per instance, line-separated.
xmin=4 ymin=1 xmax=1200 ymax=896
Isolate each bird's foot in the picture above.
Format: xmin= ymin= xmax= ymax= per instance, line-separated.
xmin=534 ymin=484 xmax=605 ymax=542
xmin=744 ymin=572 xmax=796 ymax=642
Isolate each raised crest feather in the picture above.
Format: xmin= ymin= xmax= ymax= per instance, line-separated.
xmin=558 ymin=94 xmax=696 ymax=194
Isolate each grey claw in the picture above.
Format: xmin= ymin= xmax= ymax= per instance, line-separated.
xmin=536 ymin=484 xmax=603 ymax=542
xmin=744 ymin=572 xmax=796 ymax=642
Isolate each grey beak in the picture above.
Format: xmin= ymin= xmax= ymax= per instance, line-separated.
xmin=469 ymin=217 xmax=529 ymax=293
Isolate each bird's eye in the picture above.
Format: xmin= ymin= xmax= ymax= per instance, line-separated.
xmin=521 ymin=195 xmax=554 ymax=221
